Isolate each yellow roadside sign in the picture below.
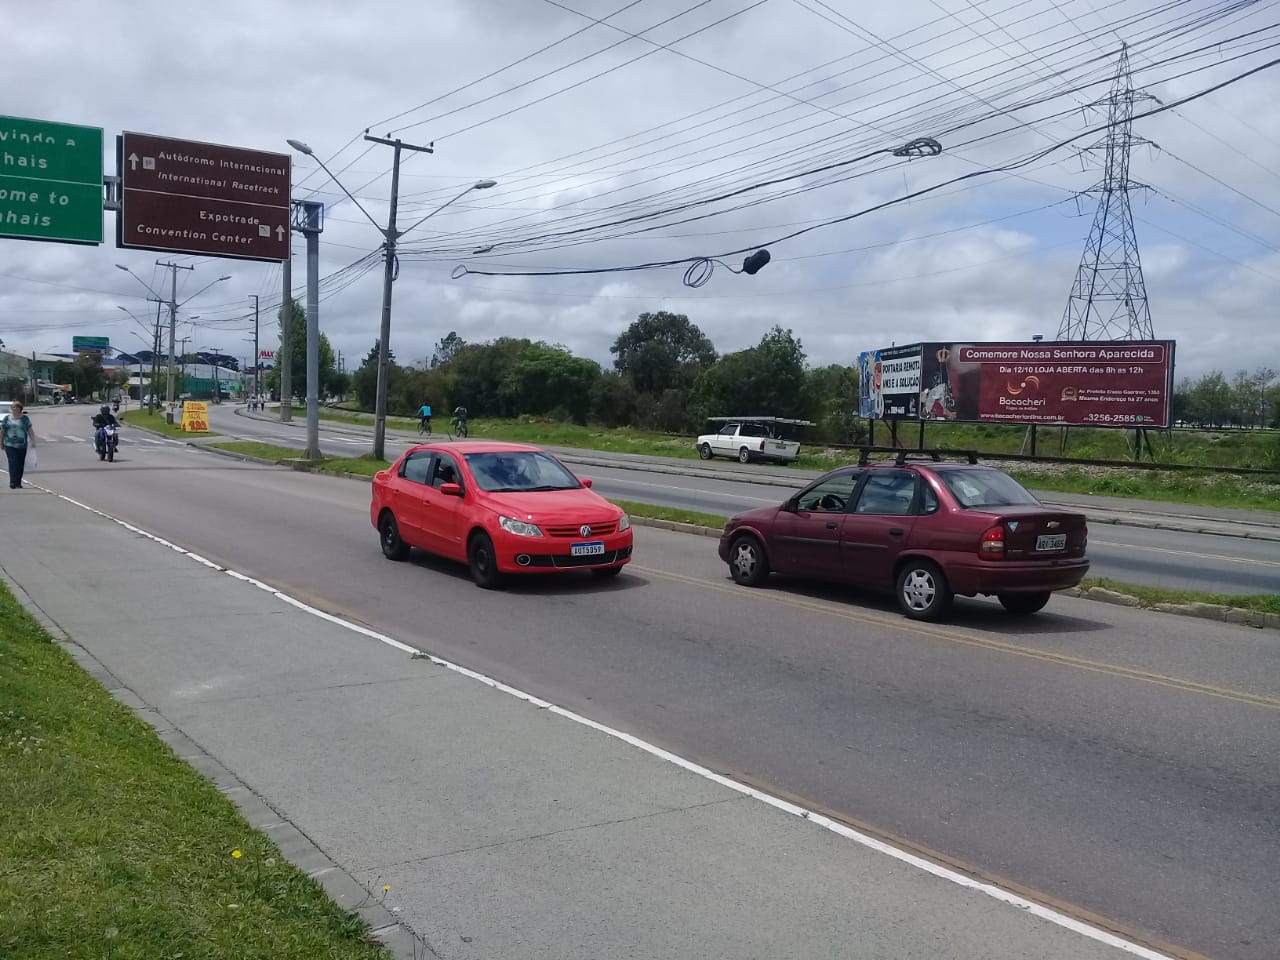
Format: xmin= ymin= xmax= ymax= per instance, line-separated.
xmin=180 ymin=400 xmax=209 ymax=432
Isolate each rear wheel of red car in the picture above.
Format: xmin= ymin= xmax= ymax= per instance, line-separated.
xmin=698 ymin=443 xmax=713 ymax=460
xmin=728 ymin=534 xmax=769 ymax=587
xmin=998 ymin=591 xmax=1051 ymax=615
xmin=379 ymin=512 xmax=409 ymax=562
xmin=591 ymin=565 xmax=624 ymax=579
xmin=896 ymin=560 xmax=951 ymax=621
xmin=468 ymin=531 xmax=503 ymax=589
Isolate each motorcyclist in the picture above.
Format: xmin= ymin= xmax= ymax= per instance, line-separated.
xmin=92 ymin=404 xmax=119 ymax=454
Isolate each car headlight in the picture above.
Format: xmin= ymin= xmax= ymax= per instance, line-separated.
xmin=617 ymin=513 xmax=630 ymax=532
xmin=499 ymin=516 xmax=544 ymax=537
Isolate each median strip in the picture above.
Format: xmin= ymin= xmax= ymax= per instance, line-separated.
xmin=121 ymin=409 xmax=217 ymax=439
xmin=0 ymin=579 xmax=390 ymax=960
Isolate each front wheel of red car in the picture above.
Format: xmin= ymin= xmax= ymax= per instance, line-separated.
xmin=998 ymin=591 xmax=1051 ymax=615
xmin=380 ymin=512 xmax=409 ymax=562
xmin=728 ymin=534 xmax=770 ymax=587
xmin=896 ymin=560 xmax=952 ymax=621
xmin=468 ymin=532 xmax=503 ymax=589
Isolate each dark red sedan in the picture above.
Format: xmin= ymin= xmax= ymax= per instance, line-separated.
xmin=718 ymin=457 xmax=1089 ymax=621
xmin=372 ymin=441 xmax=633 ymax=587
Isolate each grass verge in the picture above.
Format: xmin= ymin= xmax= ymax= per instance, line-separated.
xmin=0 ymin=580 xmax=388 ymax=960
xmin=121 ymin=409 xmax=216 ymax=439
xmin=615 ymin=499 xmax=726 ymax=530
xmin=1079 ymin=577 xmax=1280 ymax=616
xmin=207 ymin=440 xmax=390 ymax=477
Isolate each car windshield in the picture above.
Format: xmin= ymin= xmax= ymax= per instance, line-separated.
xmin=464 ymin=451 xmax=582 ymax=492
xmin=935 ymin=468 xmax=1040 ymax=509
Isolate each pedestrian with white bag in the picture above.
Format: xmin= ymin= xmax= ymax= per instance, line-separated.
xmin=2 ymin=400 xmax=38 ymax=489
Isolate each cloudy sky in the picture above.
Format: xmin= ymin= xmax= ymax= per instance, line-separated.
xmin=2 ymin=0 xmax=1278 ymax=381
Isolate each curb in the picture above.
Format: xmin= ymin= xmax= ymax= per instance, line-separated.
xmin=0 ymin=563 xmax=429 ymax=960
xmin=186 ymin=439 xmax=1280 ymax=633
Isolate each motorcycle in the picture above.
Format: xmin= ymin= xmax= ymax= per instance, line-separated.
xmin=96 ymin=423 xmax=119 ymax=462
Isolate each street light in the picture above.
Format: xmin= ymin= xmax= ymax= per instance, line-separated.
xmin=288 ymin=136 xmax=497 ymax=460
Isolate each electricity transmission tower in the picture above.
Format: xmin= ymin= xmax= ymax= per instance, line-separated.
xmin=1059 ymin=43 xmax=1157 ymax=341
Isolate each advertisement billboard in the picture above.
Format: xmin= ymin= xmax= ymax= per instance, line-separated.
xmin=915 ymin=340 xmax=1175 ymax=427
xmin=857 ymin=344 xmax=923 ymax=420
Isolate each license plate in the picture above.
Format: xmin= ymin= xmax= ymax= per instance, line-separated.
xmin=571 ymin=541 xmax=605 ymax=557
xmin=1035 ymin=534 xmax=1067 ymax=551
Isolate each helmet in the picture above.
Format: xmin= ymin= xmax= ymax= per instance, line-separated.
xmin=100 ymin=404 xmax=110 ymax=415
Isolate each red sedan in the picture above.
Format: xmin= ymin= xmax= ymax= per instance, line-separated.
xmin=718 ymin=457 xmax=1089 ymax=621
xmin=371 ymin=440 xmax=633 ymax=587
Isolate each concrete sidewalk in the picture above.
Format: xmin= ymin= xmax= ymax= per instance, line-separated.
xmin=0 ymin=485 xmax=1170 ymax=959
xmin=238 ymin=405 xmax=1280 ymax=541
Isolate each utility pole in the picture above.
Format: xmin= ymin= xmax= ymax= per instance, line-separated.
xmin=177 ymin=336 xmax=191 ymax=392
xmin=364 ymin=133 xmax=434 ymax=461
xmin=280 ymin=249 xmax=292 ymax=420
xmin=156 ymin=260 xmax=194 ymax=423
xmin=148 ymin=298 xmax=164 ymax=413
xmin=294 ymin=200 xmax=324 ymax=459
xmin=250 ymin=294 xmax=260 ymax=404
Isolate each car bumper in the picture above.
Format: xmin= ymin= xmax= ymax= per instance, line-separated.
xmin=496 ymin=533 xmax=634 ymax=573
xmin=946 ymin=557 xmax=1090 ymax=595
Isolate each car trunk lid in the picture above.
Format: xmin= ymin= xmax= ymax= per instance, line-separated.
xmin=994 ymin=508 xmax=1088 ymax=559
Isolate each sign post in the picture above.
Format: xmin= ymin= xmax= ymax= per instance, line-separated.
xmin=0 ymin=115 xmax=103 ymax=244
xmin=118 ymin=132 xmax=290 ymax=262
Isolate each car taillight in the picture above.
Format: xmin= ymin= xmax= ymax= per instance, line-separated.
xmin=1082 ymin=524 xmax=1088 ymax=551
xmin=980 ymin=525 xmax=1005 ymax=559
xmin=759 ymin=440 xmax=766 ymax=450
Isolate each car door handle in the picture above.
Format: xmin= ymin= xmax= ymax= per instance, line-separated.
xmin=826 ymin=521 xmax=839 ymax=530
xmin=889 ymin=528 xmax=904 ymax=537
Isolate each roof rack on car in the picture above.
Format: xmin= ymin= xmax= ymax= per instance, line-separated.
xmin=856 ymin=447 xmax=979 ymax=466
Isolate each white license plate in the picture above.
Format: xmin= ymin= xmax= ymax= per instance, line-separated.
xmin=571 ymin=541 xmax=606 ymax=557
xmin=1035 ymin=534 xmax=1067 ymax=551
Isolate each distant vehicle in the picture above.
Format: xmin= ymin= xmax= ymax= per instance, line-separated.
xmin=696 ymin=416 xmax=814 ymax=464
xmin=718 ymin=450 xmax=1089 ymax=621
xmin=372 ymin=440 xmax=633 ymax=588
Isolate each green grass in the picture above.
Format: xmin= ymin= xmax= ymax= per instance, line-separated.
xmin=1005 ymin=467 xmax=1280 ymax=513
xmin=615 ymin=499 xmax=726 ymax=530
xmin=1080 ymin=577 xmax=1280 ymax=616
xmin=121 ymin=409 xmax=216 ymax=439
xmin=207 ymin=441 xmax=391 ymax=478
xmin=0 ymin=581 xmax=389 ymax=960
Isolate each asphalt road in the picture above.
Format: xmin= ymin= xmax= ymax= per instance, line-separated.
xmin=195 ymin=404 xmax=1280 ymax=597
xmin=21 ymin=404 xmax=1280 ymax=960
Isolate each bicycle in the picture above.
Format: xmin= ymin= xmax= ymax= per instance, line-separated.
xmin=450 ymin=417 xmax=469 ymax=439
xmin=418 ymin=417 xmax=432 ymax=436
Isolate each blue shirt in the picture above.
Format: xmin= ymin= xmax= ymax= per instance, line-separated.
xmin=2 ymin=413 xmax=32 ymax=448
xmin=419 ymin=405 xmax=432 ymax=417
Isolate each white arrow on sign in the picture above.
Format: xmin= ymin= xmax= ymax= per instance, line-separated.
xmin=127 ymin=153 xmax=139 ymax=171
xmin=276 ymin=225 xmax=285 ymax=240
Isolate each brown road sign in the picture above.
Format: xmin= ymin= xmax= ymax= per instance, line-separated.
xmin=118 ymin=132 xmax=290 ymax=262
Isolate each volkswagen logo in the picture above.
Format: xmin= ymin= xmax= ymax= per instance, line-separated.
xmin=580 ymin=524 xmax=592 ymax=537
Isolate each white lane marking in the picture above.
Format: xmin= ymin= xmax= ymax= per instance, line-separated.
xmin=6 ymin=472 xmax=1179 ymax=960
xmin=1091 ymin=537 xmax=1280 ymax=569
xmin=63 ymin=435 xmax=86 ymax=443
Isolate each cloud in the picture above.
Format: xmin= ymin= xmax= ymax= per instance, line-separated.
xmin=2 ymin=0 xmax=1278 ymax=384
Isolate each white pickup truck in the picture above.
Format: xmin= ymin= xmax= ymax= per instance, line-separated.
xmin=695 ymin=417 xmax=813 ymax=464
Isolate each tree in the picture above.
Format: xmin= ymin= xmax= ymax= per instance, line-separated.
xmin=432 ymin=331 xmax=466 ymax=367
xmin=803 ymin=364 xmax=863 ymax=444
xmin=610 ymin=311 xmax=717 ymax=395
xmin=352 ymin=340 xmax=397 ymax=411
xmin=276 ymin=312 xmax=335 ymax=402
xmin=1189 ymin=371 xmax=1233 ymax=427
xmin=692 ymin=326 xmax=808 ymax=421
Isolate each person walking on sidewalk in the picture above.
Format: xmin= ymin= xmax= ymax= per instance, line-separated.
xmin=2 ymin=400 xmax=37 ymax=489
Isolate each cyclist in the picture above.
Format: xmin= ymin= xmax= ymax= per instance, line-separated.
xmin=417 ymin=401 xmax=432 ymax=435
xmin=451 ymin=404 xmax=469 ymax=438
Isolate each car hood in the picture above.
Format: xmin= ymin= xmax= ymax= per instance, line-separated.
xmin=481 ymin=487 xmax=621 ymax=522
xmin=727 ymin=504 xmax=781 ymax=526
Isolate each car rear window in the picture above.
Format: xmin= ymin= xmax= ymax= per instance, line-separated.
xmin=935 ymin=468 xmax=1040 ymax=509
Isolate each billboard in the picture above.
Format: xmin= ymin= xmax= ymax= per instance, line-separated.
xmin=857 ymin=344 xmax=922 ymax=419
xmin=861 ymin=340 xmax=1174 ymax=428
xmin=72 ymin=335 xmax=109 ymax=352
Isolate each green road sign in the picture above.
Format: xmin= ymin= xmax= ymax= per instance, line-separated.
xmin=72 ymin=336 xmax=110 ymax=352
xmin=0 ymin=115 xmax=104 ymax=244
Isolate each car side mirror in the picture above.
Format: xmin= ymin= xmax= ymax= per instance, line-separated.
xmin=783 ymin=496 xmax=798 ymax=512
xmin=440 ymin=482 xmax=463 ymax=497
xmin=580 ymin=477 xmax=593 ymax=488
